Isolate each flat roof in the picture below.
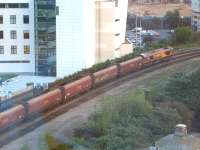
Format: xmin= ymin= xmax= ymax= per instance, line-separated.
xmin=0 ymin=75 xmax=56 ymax=98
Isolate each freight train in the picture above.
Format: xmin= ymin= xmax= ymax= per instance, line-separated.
xmin=0 ymin=47 xmax=174 ymax=132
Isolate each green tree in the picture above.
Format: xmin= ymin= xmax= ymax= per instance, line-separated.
xmin=74 ymin=91 xmax=181 ymax=150
xmin=164 ymin=10 xmax=180 ymax=29
xmin=174 ymin=27 xmax=192 ymax=44
xmin=143 ymin=35 xmax=154 ymax=46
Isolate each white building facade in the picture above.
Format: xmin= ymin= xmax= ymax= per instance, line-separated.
xmin=192 ymin=0 xmax=200 ymax=31
xmin=0 ymin=0 xmax=35 ymax=73
xmin=0 ymin=0 xmax=131 ymax=78
xmin=56 ymin=0 xmax=96 ymax=77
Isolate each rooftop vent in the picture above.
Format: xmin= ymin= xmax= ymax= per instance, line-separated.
xmin=174 ymin=124 xmax=187 ymax=137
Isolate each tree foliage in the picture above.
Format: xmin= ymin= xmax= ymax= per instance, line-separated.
xmin=174 ymin=27 xmax=192 ymax=44
xmin=164 ymin=10 xmax=180 ymax=29
xmin=74 ymin=91 xmax=181 ymax=150
xmin=165 ymin=70 xmax=200 ymax=113
xmin=73 ymin=68 xmax=200 ymax=150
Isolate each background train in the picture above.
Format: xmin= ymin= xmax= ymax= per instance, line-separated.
xmin=0 ymin=47 xmax=174 ymax=132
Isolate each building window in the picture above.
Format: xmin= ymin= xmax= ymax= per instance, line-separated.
xmin=24 ymin=31 xmax=30 ymax=39
xmin=10 ymin=15 xmax=16 ymax=24
xmin=115 ymin=0 xmax=118 ymax=7
xmin=10 ymin=30 xmax=17 ymax=39
xmin=0 ymin=31 xmax=3 ymax=39
xmin=11 ymin=45 xmax=17 ymax=54
xmin=24 ymin=45 xmax=30 ymax=54
xmin=0 ymin=15 xmax=3 ymax=24
xmin=56 ymin=6 xmax=59 ymax=15
xmin=0 ymin=3 xmax=29 ymax=9
xmin=23 ymin=15 xmax=29 ymax=24
xmin=0 ymin=46 xmax=4 ymax=54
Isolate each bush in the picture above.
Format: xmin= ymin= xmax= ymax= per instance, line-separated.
xmin=174 ymin=27 xmax=192 ymax=44
xmin=191 ymin=32 xmax=200 ymax=42
xmin=164 ymin=10 xmax=180 ymax=29
xmin=74 ymin=91 xmax=182 ymax=150
xmin=45 ymin=134 xmax=73 ymax=150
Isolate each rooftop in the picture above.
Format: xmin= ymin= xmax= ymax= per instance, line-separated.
xmin=0 ymin=75 xmax=56 ymax=99
xmin=155 ymin=125 xmax=200 ymax=150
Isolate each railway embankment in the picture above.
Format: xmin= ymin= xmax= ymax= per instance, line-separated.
xmin=1 ymin=57 xmax=200 ymax=150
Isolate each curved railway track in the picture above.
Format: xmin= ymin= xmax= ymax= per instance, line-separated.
xmin=0 ymin=48 xmax=200 ymax=147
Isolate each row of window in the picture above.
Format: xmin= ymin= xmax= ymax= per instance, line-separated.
xmin=0 ymin=31 xmax=30 ymax=39
xmin=0 ymin=45 xmax=30 ymax=55
xmin=0 ymin=3 xmax=29 ymax=9
xmin=0 ymin=15 xmax=29 ymax=24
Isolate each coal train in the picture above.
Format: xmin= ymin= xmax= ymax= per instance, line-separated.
xmin=0 ymin=47 xmax=174 ymax=131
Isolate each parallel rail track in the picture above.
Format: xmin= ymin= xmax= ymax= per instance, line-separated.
xmin=0 ymin=49 xmax=200 ymax=147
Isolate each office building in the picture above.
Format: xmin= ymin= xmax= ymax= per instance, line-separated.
xmin=192 ymin=0 xmax=200 ymax=31
xmin=0 ymin=0 xmax=132 ymax=77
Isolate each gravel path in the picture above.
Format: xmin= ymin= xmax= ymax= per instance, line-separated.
xmin=1 ymin=58 xmax=200 ymax=150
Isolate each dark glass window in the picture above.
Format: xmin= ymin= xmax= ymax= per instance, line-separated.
xmin=23 ymin=15 xmax=29 ymax=24
xmin=19 ymin=3 xmax=29 ymax=8
xmin=24 ymin=31 xmax=30 ymax=39
xmin=11 ymin=45 xmax=17 ymax=54
xmin=10 ymin=15 xmax=16 ymax=24
xmin=35 ymin=0 xmax=56 ymax=76
xmin=10 ymin=30 xmax=17 ymax=39
xmin=0 ymin=3 xmax=28 ymax=8
xmin=0 ymin=15 xmax=3 ymax=24
xmin=56 ymin=6 xmax=59 ymax=15
xmin=0 ymin=46 xmax=4 ymax=54
xmin=0 ymin=31 xmax=3 ymax=39
xmin=0 ymin=4 xmax=5 ymax=8
xmin=9 ymin=3 xmax=18 ymax=8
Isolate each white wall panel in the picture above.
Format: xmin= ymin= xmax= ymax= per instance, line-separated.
xmin=56 ymin=0 xmax=95 ymax=78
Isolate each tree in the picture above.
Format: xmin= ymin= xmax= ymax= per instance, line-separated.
xmin=164 ymin=10 xmax=180 ymax=29
xmin=174 ymin=27 xmax=192 ymax=44
xmin=143 ymin=35 xmax=154 ymax=46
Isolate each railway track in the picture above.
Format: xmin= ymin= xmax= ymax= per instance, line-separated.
xmin=0 ymin=48 xmax=200 ymax=148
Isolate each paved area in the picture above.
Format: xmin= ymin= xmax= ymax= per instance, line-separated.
xmin=129 ymin=3 xmax=191 ymax=17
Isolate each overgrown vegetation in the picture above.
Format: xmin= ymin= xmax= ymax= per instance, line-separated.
xmin=71 ymin=68 xmax=200 ymax=150
xmin=73 ymin=91 xmax=181 ymax=150
xmin=44 ymin=134 xmax=73 ymax=150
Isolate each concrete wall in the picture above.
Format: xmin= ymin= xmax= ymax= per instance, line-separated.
xmin=95 ymin=1 xmax=116 ymax=62
xmin=56 ymin=0 xmax=95 ymax=78
xmin=192 ymin=0 xmax=200 ymax=31
xmin=192 ymin=0 xmax=200 ymax=12
xmin=95 ymin=0 xmax=132 ymax=62
xmin=0 ymin=0 xmax=35 ymax=73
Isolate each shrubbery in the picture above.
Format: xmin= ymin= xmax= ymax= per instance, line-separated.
xmin=74 ymin=91 xmax=182 ymax=150
xmin=72 ymin=68 xmax=200 ymax=150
